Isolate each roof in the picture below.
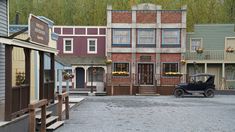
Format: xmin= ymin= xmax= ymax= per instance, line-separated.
xmin=56 ymin=56 xmax=106 ymax=66
xmin=190 ymin=73 xmax=215 ymax=77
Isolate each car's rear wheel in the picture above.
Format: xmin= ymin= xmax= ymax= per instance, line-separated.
xmin=174 ymin=89 xmax=184 ymax=98
xmin=204 ymin=88 xmax=214 ymax=98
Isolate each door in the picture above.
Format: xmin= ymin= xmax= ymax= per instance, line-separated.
xmin=138 ymin=64 xmax=154 ymax=85
xmin=207 ymin=66 xmax=220 ymax=89
xmin=76 ymin=68 xmax=85 ymax=88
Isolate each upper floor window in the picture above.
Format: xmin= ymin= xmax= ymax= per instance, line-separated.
xmin=87 ymin=38 xmax=97 ymax=54
xmin=137 ymin=29 xmax=155 ymax=47
xmin=191 ymin=38 xmax=202 ymax=52
xmin=162 ymin=29 xmax=180 ymax=48
xmin=63 ymin=38 xmax=73 ymax=53
xmin=112 ymin=29 xmax=131 ymax=47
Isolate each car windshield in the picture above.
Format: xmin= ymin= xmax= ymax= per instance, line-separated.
xmin=190 ymin=75 xmax=209 ymax=83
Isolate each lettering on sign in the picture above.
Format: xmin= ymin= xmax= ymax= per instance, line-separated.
xmin=29 ymin=14 xmax=49 ymax=45
xmin=140 ymin=56 xmax=151 ymax=62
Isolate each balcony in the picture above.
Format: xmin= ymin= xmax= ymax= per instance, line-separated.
xmin=184 ymin=50 xmax=235 ymax=61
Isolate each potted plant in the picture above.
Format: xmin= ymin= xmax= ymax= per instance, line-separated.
xmin=196 ymin=47 xmax=203 ymax=54
xmin=112 ymin=71 xmax=129 ymax=76
xmin=181 ymin=60 xmax=186 ymax=65
xmin=164 ymin=72 xmax=183 ymax=77
xmin=63 ymin=72 xmax=74 ymax=80
xmin=226 ymin=46 xmax=234 ymax=53
xmin=105 ymin=59 xmax=112 ymax=65
xmin=16 ymin=72 xmax=25 ymax=85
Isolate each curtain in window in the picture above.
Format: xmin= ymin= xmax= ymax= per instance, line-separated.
xmin=137 ymin=29 xmax=155 ymax=45
xmin=112 ymin=29 xmax=130 ymax=45
xmin=162 ymin=29 xmax=180 ymax=45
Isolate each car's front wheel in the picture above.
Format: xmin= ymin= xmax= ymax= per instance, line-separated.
xmin=174 ymin=89 xmax=184 ymax=98
xmin=204 ymin=88 xmax=215 ymax=98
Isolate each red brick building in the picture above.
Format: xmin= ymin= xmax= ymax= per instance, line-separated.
xmin=106 ymin=3 xmax=187 ymax=95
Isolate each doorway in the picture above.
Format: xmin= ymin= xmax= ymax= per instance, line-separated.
xmin=76 ymin=67 xmax=85 ymax=88
xmin=138 ymin=64 xmax=154 ymax=85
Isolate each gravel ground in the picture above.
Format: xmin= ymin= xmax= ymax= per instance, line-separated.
xmin=55 ymin=95 xmax=235 ymax=132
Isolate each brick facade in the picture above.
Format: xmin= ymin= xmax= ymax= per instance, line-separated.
xmin=161 ymin=11 xmax=182 ymax=23
xmin=136 ymin=11 xmax=156 ymax=23
xmin=111 ymin=53 xmax=132 ymax=62
xmin=136 ymin=53 xmax=156 ymax=62
xmin=160 ymin=53 xmax=181 ymax=62
xmin=112 ymin=11 xmax=132 ymax=23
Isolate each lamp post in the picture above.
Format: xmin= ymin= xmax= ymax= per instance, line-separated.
xmin=90 ymin=61 xmax=94 ymax=93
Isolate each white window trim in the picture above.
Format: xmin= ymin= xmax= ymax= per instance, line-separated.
xmin=63 ymin=38 xmax=73 ymax=53
xmin=190 ymin=37 xmax=203 ymax=52
xmin=225 ymin=37 xmax=235 ymax=50
xmin=87 ymin=38 xmax=97 ymax=54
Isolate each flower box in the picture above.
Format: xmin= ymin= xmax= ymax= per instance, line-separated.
xmin=112 ymin=71 xmax=129 ymax=76
xmin=226 ymin=47 xmax=234 ymax=53
xmin=164 ymin=72 xmax=183 ymax=77
xmin=196 ymin=48 xmax=203 ymax=54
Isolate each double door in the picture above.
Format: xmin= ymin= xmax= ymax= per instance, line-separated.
xmin=138 ymin=64 xmax=154 ymax=85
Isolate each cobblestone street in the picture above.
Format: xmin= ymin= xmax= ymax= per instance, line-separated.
xmin=56 ymin=95 xmax=235 ymax=132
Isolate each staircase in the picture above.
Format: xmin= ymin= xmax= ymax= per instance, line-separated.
xmin=36 ymin=111 xmax=64 ymax=132
xmin=138 ymin=86 xmax=159 ymax=95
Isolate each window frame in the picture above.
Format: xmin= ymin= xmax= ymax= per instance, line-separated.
xmin=87 ymin=38 xmax=97 ymax=54
xmin=63 ymin=38 xmax=73 ymax=53
xmin=112 ymin=28 xmax=131 ymax=47
xmin=161 ymin=29 xmax=180 ymax=48
xmin=137 ymin=28 xmax=156 ymax=47
xmin=190 ymin=38 xmax=203 ymax=52
xmin=112 ymin=62 xmax=130 ymax=77
xmin=162 ymin=62 xmax=179 ymax=77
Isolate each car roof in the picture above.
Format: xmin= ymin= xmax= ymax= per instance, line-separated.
xmin=190 ymin=73 xmax=215 ymax=77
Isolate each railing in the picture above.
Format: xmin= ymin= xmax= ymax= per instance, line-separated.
xmin=43 ymin=81 xmax=55 ymax=103
xmin=57 ymin=92 xmax=69 ymax=121
xmin=12 ymin=84 xmax=30 ymax=117
xmin=29 ymin=99 xmax=47 ymax=132
xmin=184 ymin=50 xmax=235 ymax=61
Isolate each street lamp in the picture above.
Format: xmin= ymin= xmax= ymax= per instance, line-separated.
xmin=90 ymin=61 xmax=94 ymax=93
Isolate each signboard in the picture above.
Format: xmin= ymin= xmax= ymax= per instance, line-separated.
xmin=29 ymin=14 xmax=49 ymax=45
xmin=140 ymin=56 xmax=151 ymax=62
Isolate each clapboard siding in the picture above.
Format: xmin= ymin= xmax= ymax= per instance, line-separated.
xmin=0 ymin=0 xmax=8 ymax=101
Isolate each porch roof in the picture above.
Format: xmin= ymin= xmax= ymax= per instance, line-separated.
xmin=0 ymin=37 xmax=58 ymax=54
xmin=57 ymin=56 xmax=106 ymax=65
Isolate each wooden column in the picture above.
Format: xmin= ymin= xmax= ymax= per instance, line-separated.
xmin=24 ymin=48 xmax=31 ymax=104
xmin=5 ymin=45 xmax=13 ymax=121
xmin=50 ymin=53 xmax=55 ymax=103
xmin=39 ymin=51 xmax=44 ymax=100
xmin=57 ymin=95 xmax=63 ymax=121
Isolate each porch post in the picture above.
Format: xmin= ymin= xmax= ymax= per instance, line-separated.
xmin=50 ymin=53 xmax=55 ymax=103
xmin=204 ymin=63 xmax=207 ymax=73
xmin=24 ymin=48 xmax=31 ymax=105
xmin=5 ymin=45 xmax=13 ymax=121
xmin=222 ymin=63 xmax=225 ymax=90
xmin=39 ymin=51 xmax=44 ymax=100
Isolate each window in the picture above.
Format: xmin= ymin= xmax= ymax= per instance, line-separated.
xmin=87 ymin=38 xmax=97 ymax=54
xmin=226 ymin=65 xmax=235 ymax=80
xmin=113 ymin=63 xmax=129 ymax=76
xmin=88 ymin=67 xmax=104 ymax=82
xmin=162 ymin=29 xmax=180 ymax=48
xmin=112 ymin=29 xmax=130 ymax=47
xmin=162 ymin=63 xmax=178 ymax=73
xmin=137 ymin=29 xmax=155 ymax=47
xmin=63 ymin=38 xmax=73 ymax=53
xmin=191 ymin=38 xmax=202 ymax=52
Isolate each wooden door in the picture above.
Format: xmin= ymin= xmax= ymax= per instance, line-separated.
xmin=138 ymin=64 xmax=154 ymax=85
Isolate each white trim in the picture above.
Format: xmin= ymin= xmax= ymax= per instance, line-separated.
xmin=73 ymin=27 xmax=75 ymax=35
xmin=57 ymin=34 xmax=106 ymax=37
xmin=0 ymin=38 xmax=58 ymax=53
xmin=225 ymin=37 xmax=235 ymax=49
xmin=87 ymin=38 xmax=97 ymax=54
xmin=63 ymin=38 xmax=73 ymax=53
xmin=85 ymin=28 xmax=87 ymax=35
xmin=98 ymin=28 xmax=100 ymax=35
xmin=53 ymin=26 xmax=107 ymax=28
xmin=190 ymin=37 xmax=203 ymax=52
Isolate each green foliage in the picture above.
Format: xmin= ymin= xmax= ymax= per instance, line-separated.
xmin=9 ymin=0 xmax=235 ymax=31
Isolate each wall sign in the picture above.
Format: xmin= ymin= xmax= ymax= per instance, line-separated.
xmin=29 ymin=14 xmax=49 ymax=45
xmin=140 ymin=56 xmax=151 ymax=62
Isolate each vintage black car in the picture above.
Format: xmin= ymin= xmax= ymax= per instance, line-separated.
xmin=174 ymin=73 xmax=215 ymax=98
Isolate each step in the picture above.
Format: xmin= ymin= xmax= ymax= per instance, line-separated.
xmin=136 ymin=93 xmax=160 ymax=96
xmin=46 ymin=121 xmax=64 ymax=131
xmin=36 ymin=111 xmax=52 ymax=120
xmin=38 ymin=116 xmax=58 ymax=126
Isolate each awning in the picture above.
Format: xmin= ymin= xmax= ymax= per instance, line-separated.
xmin=0 ymin=37 xmax=58 ymax=54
